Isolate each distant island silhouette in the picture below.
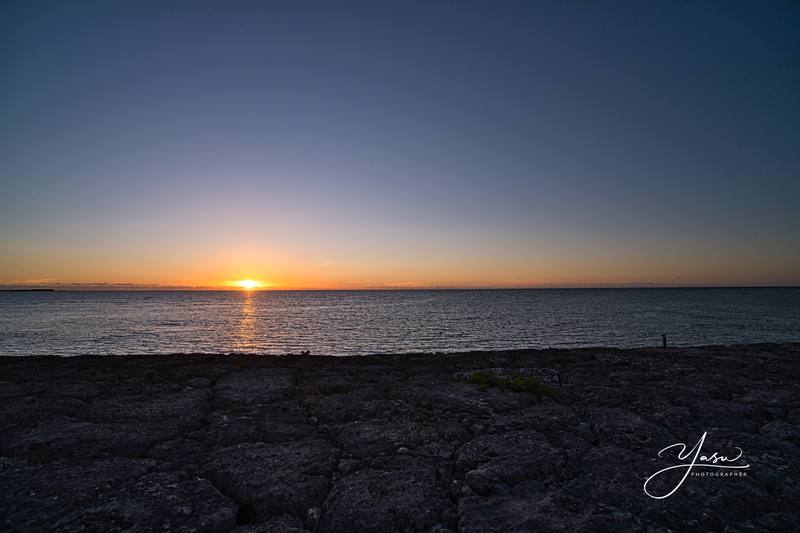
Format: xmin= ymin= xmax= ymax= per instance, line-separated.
xmin=0 ymin=288 xmax=55 ymax=292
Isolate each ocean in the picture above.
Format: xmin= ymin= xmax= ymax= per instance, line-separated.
xmin=0 ymin=288 xmax=798 ymax=356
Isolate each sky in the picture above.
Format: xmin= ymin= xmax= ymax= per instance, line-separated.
xmin=1 ymin=1 xmax=798 ymax=289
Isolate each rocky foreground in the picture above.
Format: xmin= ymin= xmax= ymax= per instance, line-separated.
xmin=1 ymin=344 xmax=799 ymax=532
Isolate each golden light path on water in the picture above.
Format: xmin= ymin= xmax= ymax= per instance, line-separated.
xmin=233 ymin=290 xmax=257 ymax=351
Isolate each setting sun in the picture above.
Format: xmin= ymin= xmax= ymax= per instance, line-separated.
xmin=222 ymin=279 xmax=271 ymax=290
xmin=235 ymin=279 xmax=261 ymax=290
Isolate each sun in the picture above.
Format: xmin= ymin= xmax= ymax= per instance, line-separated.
xmin=235 ymin=279 xmax=261 ymax=290
xmin=223 ymin=278 xmax=271 ymax=290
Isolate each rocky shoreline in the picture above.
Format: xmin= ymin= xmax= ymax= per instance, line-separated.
xmin=1 ymin=344 xmax=798 ymax=532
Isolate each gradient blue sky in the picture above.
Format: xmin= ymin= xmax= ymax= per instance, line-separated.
xmin=1 ymin=1 xmax=798 ymax=288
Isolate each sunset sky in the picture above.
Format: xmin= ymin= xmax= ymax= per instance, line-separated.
xmin=1 ymin=1 xmax=798 ymax=289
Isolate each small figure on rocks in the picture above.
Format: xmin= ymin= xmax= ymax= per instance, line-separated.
xmin=305 ymin=507 xmax=321 ymax=529
xmin=661 ymin=334 xmax=667 ymax=348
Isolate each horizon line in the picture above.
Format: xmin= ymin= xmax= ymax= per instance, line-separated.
xmin=1 ymin=283 xmax=799 ymax=292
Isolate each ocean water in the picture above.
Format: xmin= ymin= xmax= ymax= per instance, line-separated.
xmin=0 ymin=288 xmax=798 ymax=356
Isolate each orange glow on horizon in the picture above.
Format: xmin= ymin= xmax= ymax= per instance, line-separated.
xmin=3 ymin=244 xmax=799 ymax=290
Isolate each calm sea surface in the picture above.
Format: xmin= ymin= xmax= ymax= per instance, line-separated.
xmin=0 ymin=288 xmax=798 ymax=356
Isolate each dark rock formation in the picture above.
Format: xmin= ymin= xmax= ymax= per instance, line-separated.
xmin=0 ymin=343 xmax=798 ymax=531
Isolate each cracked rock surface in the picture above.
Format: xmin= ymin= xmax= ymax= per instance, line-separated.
xmin=1 ymin=343 xmax=798 ymax=532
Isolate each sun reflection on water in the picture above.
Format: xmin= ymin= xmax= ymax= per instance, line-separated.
xmin=233 ymin=291 xmax=258 ymax=351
